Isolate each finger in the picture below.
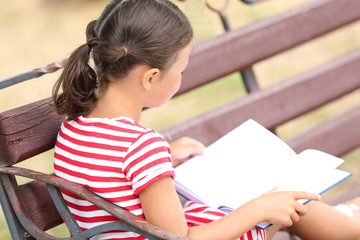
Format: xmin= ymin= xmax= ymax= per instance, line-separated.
xmin=294 ymin=202 xmax=308 ymax=216
xmin=290 ymin=210 xmax=300 ymax=224
xmin=170 ymin=137 xmax=205 ymax=160
xmin=184 ymin=138 xmax=205 ymax=155
xmin=282 ymin=215 xmax=294 ymax=227
xmin=291 ymin=191 xmax=321 ymax=201
xmin=175 ymin=158 xmax=188 ymax=165
xmin=171 ymin=157 xmax=189 ymax=168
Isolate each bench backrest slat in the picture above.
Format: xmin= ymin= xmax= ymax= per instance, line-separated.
xmin=0 ymin=99 xmax=64 ymax=166
xmin=161 ymin=48 xmax=360 ymax=146
xmin=1 ymin=46 xmax=359 ymax=167
xmin=178 ymin=0 xmax=360 ymax=95
xmin=288 ymin=104 xmax=360 ymax=156
xmin=2 ymin=0 xmax=360 ymax=166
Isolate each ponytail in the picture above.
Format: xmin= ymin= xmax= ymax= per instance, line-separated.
xmin=52 ymin=21 xmax=98 ymax=121
xmin=53 ymin=0 xmax=193 ymax=121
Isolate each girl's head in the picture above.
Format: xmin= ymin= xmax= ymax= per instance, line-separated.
xmin=53 ymin=0 xmax=193 ymax=120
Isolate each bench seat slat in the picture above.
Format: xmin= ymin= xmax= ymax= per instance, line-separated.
xmin=17 ymin=180 xmax=62 ymax=231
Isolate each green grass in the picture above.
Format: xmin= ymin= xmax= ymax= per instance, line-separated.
xmin=1 ymin=0 xmax=360 ymax=238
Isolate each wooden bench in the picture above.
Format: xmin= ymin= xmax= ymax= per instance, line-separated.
xmin=1 ymin=0 xmax=360 ymax=239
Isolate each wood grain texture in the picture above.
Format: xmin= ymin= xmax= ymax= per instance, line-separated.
xmin=0 ymin=98 xmax=64 ymax=166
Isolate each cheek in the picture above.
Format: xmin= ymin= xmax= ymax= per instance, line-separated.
xmin=166 ymin=73 xmax=181 ymax=93
xmin=174 ymin=76 xmax=182 ymax=92
xmin=162 ymin=77 xmax=181 ymax=103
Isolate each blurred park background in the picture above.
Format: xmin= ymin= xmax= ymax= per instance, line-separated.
xmin=0 ymin=0 xmax=359 ymax=238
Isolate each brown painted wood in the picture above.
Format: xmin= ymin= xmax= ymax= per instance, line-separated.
xmin=0 ymin=98 xmax=64 ymax=166
xmin=16 ymin=180 xmax=62 ymax=231
xmin=161 ymin=48 xmax=360 ymax=146
xmin=0 ymin=167 xmax=191 ymax=240
xmin=178 ymin=0 xmax=360 ymax=96
xmin=288 ymin=105 xmax=360 ymax=157
xmin=1 ymin=0 xmax=360 ymax=166
xmin=3 ymin=18 xmax=359 ymax=166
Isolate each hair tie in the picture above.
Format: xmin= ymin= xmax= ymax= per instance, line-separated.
xmin=86 ymin=38 xmax=100 ymax=52
xmin=86 ymin=42 xmax=92 ymax=52
xmin=122 ymin=46 xmax=128 ymax=56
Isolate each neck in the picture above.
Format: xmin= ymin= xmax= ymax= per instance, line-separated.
xmin=85 ymin=65 xmax=154 ymax=122
xmin=86 ymin=84 xmax=143 ymax=122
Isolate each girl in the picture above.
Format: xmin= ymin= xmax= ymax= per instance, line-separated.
xmin=52 ymin=0 xmax=360 ymax=239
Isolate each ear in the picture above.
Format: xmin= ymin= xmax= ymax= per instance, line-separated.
xmin=141 ymin=67 xmax=161 ymax=91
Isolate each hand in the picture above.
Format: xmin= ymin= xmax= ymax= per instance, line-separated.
xmin=169 ymin=137 xmax=205 ymax=168
xmin=254 ymin=190 xmax=320 ymax=227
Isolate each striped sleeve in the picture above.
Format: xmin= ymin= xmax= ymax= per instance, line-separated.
xmin=123 ymin=130 xmax=175 ymax=195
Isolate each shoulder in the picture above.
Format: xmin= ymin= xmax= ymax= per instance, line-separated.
xmin=62 ymin=116 xmax=155 ymax=138
xmin=62 ymin=116 xmax=170 ymax=154
xmin=126 ymin=129 xmax=170 ymax=162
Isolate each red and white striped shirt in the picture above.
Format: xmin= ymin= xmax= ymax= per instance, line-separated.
xmin=54 ymin=116 xmax=174 ymax=239
xmin=54 ymin=116 xmax=266 ymax=240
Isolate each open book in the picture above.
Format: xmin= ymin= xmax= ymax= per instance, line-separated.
xmin=174 ymin=119 xmax=352 ymax=230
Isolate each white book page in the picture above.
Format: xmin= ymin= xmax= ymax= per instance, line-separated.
xmin=297 ymin=149 xmax=344 ymax=169
xmin=271 ymin=150 xmax=350 ymax=202
xmin=306 ymin=168 xmax=351 ymax=196
xmin=174 ymin=119 xmax=298 ymax=209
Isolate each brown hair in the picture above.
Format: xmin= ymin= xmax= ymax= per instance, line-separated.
xmin=52 ymin=0 xmax=193 ymax=120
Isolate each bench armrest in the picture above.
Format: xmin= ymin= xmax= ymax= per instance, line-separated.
xmin=0 ymin=166 xmax=191 ymax=240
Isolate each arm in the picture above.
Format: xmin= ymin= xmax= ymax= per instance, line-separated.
xmin=140 ymin=177 xmax=320 ymax=240
xmin=141 ymin=137 xmax=320 ymax=239
xmin=141 ymin=136 xmax=256 ymax=238
xmin=139 ymin=176 xmax=259 ymax=239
